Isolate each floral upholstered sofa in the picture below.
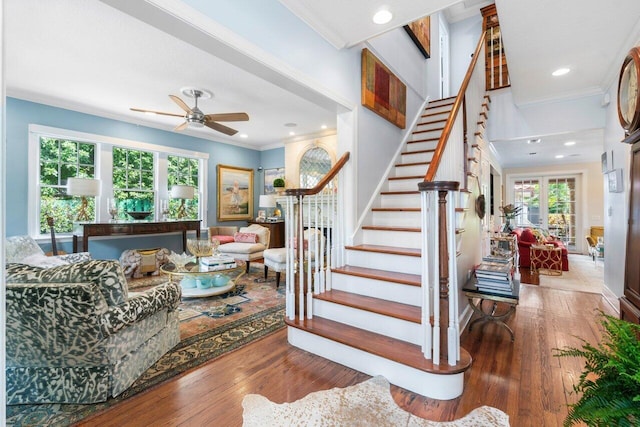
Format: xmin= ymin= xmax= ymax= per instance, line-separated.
xmin=5 ymin=239 xmax=181 ymax=404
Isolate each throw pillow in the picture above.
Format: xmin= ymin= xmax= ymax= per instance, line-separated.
xmin=20 ymin=253 xmax=68 ymax=268
xmin=520 ymin=228 xmax=537 ymax=243
xmin=212 ymin=235 xmax=235 ymax=244
xmin=234 ymin=232 xmax=259 ymax=243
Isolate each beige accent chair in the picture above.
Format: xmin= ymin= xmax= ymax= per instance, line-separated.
xmin=218 ymin=224 xmax=270 ymax=273
xmin=208 ymin=225 xmax=239 ymax=245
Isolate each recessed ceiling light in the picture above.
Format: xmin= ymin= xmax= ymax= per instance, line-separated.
xmin=527 ymin=138 xmax=541 ymax=144
xmin=321 ymin=124 xmax=327 ymax=130
xmin=564 ymin=141 xmax=575 ymax=146
xmin=239 ymin=133 xmax=248 ymax=139
xmin=373 ymin=9 xmax=393 ymax=25
xmin=555 ymin=154 xmax=564 ymax=159
xmin=289 ymin=131 xmax=295 ymax=136
xmin=552 ymin=68 xmax=570 ymax=76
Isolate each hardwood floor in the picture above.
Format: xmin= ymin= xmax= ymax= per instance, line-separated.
xmin=79 ymin=275 xmax=616 ymax=426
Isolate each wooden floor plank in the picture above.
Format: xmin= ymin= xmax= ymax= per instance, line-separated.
xmin=80 ymin=265 xmax=616 ymax=426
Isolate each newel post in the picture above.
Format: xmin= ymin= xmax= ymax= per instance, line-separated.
xmin=418 ymin=181 xmax=460 ymax=365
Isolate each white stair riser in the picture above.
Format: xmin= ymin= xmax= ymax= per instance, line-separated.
xmin=395 ymin=164 xmax=428 ymax=177
xmin=388 ymin=178 xmax=422 ymax=192
xmin=380 ymin=194 xmax=420 ymax=208
xmin=400 ymin=151 xmax=433 ymax=164
xmin=415 ymin=121 xmax=445 ymax=132
xmin=420 ymin=110 xmax=450 ymax=120
xmin=288 ymin=328 xmax=465 ymax=400
xmin=425 ymin=104 xmax=453 ymax=114
xmin=313 ymin=299 xmax=421 ymax=345
xmin=372 ymin=210 xmax=421 ymax=227
xmin=330 ymin=272 xmax=421 ymax=305
xmin=362 ymin=229 xmax=422 ymax=248
xmin=345 ymin=250 xmax=421 ymax=275
xmin=410 ymin=129 xmax=441 ymax=140
xmin=405 ymin=141 xmax=438 ymax=152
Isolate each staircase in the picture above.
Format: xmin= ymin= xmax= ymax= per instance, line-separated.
xmin=286 ymin=97 xmax=484 ymax=400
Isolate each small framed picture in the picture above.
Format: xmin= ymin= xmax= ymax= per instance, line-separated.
xmin=256 ymin=210 xmax=266 ymax=221
xmin=608 ymin=168 xmax=623 ymax=193
xmin=601 ymin=152 xmax=608 ymax=173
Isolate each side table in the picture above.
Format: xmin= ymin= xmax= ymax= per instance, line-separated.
xmin=530 ymin=244 xmax=562 ymax=276
xmin=463 ymin=278 xmax=520 ymax=341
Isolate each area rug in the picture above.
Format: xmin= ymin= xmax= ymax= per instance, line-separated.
xmin=538 ymin=253 xmax=603 ymax=294
xmin=242 ymin=375 xmax=510 ymax=426
xmin=7 ymin=265 xmax=285 ymax=427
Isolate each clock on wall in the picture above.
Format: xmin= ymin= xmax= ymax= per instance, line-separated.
xmin=618 ymin=46 xmax=640 ymax=134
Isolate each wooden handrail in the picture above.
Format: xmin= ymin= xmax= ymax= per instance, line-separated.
xmin=285 ymin=152 xmax=351 ymax=197
xmin=424 ymin=32 xmax=485 ymax=182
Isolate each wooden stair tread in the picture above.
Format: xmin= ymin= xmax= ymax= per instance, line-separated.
xmin=315 ymin=289 xmax=421 ymax=323
xmin=417 ymin=118 xmax=447 ymax=126
xmin=380 ymin=190 xmax=420 ymax=196
xmin=388 ymin=175 xmax=423 ymax=181
xmin=344 ymin=244 xmax=421 ymax=257
xmin=362 ymin=225 xmax=421 ymax=232
xmin=286 ymin=317 xmax=472 ymax=375
xmin=395 ymin=161 xmax=429 ymax=167
xmin=413 ymin=127 xmax=445 ymax=135
xmin=372 ymin=207 xmax=420 ymax=212
xmin=332 ymin=264 xmax=421 ymax=286
xmin=401 ymin=148 xmax=435 ymax=155
xmin=408 ymin=137 xmax=440 ymax=143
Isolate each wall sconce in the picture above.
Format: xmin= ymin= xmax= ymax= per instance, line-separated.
xmin=67 ymin=177 xmax=101 ymax=221
xmin=171 ymin=185 xmax=195 ymax=219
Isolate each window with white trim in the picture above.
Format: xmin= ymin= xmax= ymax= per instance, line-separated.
xmin=29 ymin=124 xmax=209 ymax=238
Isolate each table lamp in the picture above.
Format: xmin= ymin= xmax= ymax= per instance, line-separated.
xmin=171 ymin=185 xmax=195 ymax=219
xmin=259 ymin=194 xmax=276 ymax=219
xmin=67 ymin=177 xmax=101 ymax=221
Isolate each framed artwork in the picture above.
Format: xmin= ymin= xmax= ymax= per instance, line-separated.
xmin=601 ymin=152 xmax=609 ymax=173
xmin=404 ymin=16 xmax=431 ymax=58
xmin=264 ymin=167 xmax=285 ymax=194
xmin=217 ymin=164 xmax=254 ymax=221
xmin=361 ymin=48 xmax=407 ymax=129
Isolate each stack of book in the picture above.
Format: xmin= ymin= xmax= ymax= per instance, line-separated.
xmin=200 ymin=255 xmax=237 ymax=271
xmin=474 ymin=258 xmax=514 ymax=294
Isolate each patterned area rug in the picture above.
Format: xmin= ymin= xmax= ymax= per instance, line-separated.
xmin=242 ymin=376 xmax=510 ymax=426
xmin=7 ymin=265 xmax=285 ymax=427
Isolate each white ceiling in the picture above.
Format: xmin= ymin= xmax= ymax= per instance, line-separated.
xmin=7 ymin=0 xmax=640 ymax=166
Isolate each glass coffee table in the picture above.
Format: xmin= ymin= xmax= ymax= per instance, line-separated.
xmin=161 ymin=260 xmax=246 ymax=298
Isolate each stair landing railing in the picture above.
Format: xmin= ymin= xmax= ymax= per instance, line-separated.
xmin=419 ymin=32 xmax=485 ymax=366
xmin=283 ymin=152 xmax=350 ymax=320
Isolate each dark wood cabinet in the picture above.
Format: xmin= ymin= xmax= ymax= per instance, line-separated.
xmin=248 ymin=220 xmax=285 ymax=248
xmin=622 ymin=135 xmax=640 ymax=324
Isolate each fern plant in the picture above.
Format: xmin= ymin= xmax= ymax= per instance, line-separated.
xmin=554 ymin=311 xmax=640 ymax=426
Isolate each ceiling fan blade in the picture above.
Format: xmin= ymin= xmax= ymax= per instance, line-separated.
xmin=130 ymin=107 xmax=184 ymax=118
xmin=169 ymin=95 xmax=192 ymax=113
xmin=174 ymin=121 xmax=189 ymax=132
xmin=205 ymin=121 xmax=238 ymax=136
xmin=204 ymin=112 xmax=249 ymax=122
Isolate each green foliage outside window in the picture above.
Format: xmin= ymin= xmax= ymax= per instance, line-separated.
xmin=112 ymin=147 xmax=155 ymax=219
xmin=39 ymin=137 xmax=96 ymax=233
xmin=167 ymin=155 xmax=199 ymax=219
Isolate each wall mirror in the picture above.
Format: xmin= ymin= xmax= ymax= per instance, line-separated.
xmin=299 ymin=147 xmax=332 ymax=189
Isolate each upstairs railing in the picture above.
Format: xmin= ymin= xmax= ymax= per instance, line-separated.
xmin=420 ymin=32 xmax=486 ymax=366
xmin=283 ymin=152 xmax=350 ymax=320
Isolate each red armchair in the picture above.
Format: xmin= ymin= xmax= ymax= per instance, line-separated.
xmin=511 ymin=228 xmax=569 ymax=271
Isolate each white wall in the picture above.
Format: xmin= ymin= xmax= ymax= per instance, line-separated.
xmin=602 ymin=83 xmax=632 ymax=297
xmin=449 ymin=14 xmax=483 ymax=95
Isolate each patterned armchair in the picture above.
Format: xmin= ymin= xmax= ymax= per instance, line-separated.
xmin=5 ymin=259 xmax=181 ymax=404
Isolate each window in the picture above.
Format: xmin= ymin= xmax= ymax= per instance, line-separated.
xmin=112 ymin=147 xmax=155 ymax=220
xmin=167 ymin=155 xmax=199 ymax=219
xmin=299 ymin=147 xmax=332 ymax=189
xmin=29 ymin=125 xmax=209 ymax=238
xmin=39 ymin=137 xmax=96 ymax=233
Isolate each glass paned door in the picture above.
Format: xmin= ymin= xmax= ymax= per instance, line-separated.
xmin=547 ymin=177 xmax=576 ymax=248
xmin=513 ymin=179 xmax=540 ymax=227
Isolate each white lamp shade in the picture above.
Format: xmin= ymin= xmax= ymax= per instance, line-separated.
xmin=259 ymin=194 xmax=276 ymax=208
xmin=171 ymin=184 xmax=195 ymax=199
xmin=67 ymin=177 xmax=101 ymax=197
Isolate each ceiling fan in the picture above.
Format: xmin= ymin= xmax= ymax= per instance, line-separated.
xmin=131 ymin=88 xmax=249 ymax=136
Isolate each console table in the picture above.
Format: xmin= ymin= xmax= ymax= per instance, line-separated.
xmin=463 ymin=277 xmax=520 ymax=341
xmin=72 ymin=220 xmax=201 ymax=253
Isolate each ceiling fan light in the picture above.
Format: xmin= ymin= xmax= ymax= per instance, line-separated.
xmin=189 ymin=121 xmax=205 ymax=128
xmin=373 ymin=9 xmax=392 ymax=24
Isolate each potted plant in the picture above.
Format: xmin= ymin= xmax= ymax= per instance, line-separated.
xmin=554 ymin=312 xmax=640 ymax=426
xmin=499 ymin=203 xmax=522 ymax=233
xmin=273 ymin=178 xmax=285 ymax=195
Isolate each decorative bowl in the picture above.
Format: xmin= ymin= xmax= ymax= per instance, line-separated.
xmin=187 ymin=238 xmax=213 ymax=258
xmin=126 ymin=211 xmax=152 ymax=220
xmin=212 ymin=274 xmax=231 ymax=287
xmin=167 ymin=251 xmax=194 ymax=272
